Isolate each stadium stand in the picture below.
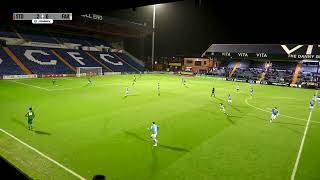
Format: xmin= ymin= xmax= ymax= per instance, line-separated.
xmin=114 ymin=52 xmax=145 ymax=71
xmin=8 ymin=45 xmax=74 ymax=75
xmin=0 ymin=48 xmax=24 ymax=75
xmin=54 ymin=49 xmax=105 ymax=69
xmin=0 ymin=31 xmax=144 ymax=76
xmin=89 ymin=51 xmax=137 ymax=72
xmin=20 ymin=33 xmax=58 ymax=44
xmin=0 ymin=31 xmax=19 ymax=38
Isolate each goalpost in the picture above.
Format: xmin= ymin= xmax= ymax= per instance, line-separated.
xmin=76 ymin=67 xmax=103 ymax=77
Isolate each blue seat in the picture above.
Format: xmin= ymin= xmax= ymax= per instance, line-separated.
xmin=0 ymin=48 xmax=24 ymax=75
xmin=54 ymin=49 xmax=104 ymax=68
xmin=89 ymin=51 xmax=136 ymax=72
xmin=21 ymin=34 xmax=58 ymax=44
xmin=114 ymin=52 xmax=145 ymax=72
xmin=0 ymin=31 xmax=19 ymax=38
xmin=8 ymin=46 xmax=73 ymax=75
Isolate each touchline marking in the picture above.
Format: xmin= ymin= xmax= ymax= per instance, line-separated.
xmin=291 ymin=90 xmax=318 ymax=180
xmin=9 ymin=80 xmax=50 ymax=91
xmin=0 ymin=128 xmax=86 ymax=180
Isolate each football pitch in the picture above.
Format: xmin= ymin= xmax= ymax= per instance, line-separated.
xmin=0 ymin=74 xmax=319 ymax=180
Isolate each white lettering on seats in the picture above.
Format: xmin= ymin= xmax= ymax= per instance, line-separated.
xmin=67 ymin=52 xmax=85 ymax=65
xmin=24 ymin=50 xmax=57 ymax=65
xmin=100 ymin=54 xmax=123 ymax=66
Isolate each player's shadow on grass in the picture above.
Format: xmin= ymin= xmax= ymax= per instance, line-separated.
xmin=212 ymin=97 xmax=223 ymax=102
xmin=274 ymin=123 xmax=303 ymax=135
xmin=124 ymin=131 xmax=148 ymax=142
xmin=272 ymin=122 xmax=304 ymax=127
xmin=11 ymin=117 xmax=27 ymax=128
xmin=151 ymin=147 xmax=158 ymax=174
xmin=158 ymin=144 xmax=190 ymax=152
xmin=226 ymin=115 xmax=242 ymax=124
xmin=11 ymin=118 xmax=51 ymax=135
xmin=124 ymin=131 xmax=190 ymax=152
xmin=228 ymin=105 xmax=242 ymax=113
xmin=33 ymin=130 xmax=51 ymax=135
xmin=252 ymin=116 xmax=304 ymax=135
xmin=252 ymin=115 xmax=268 ymax=123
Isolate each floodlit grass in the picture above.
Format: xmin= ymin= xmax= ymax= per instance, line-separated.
xmin=0 ymin=74 xmax=319 ymax=180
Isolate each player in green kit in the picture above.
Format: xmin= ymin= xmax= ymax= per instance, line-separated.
xmin=132 ymin=75 xmax=137 ymax=86
xmin=157 ymin=82 xmax=160 ymax=96
xmin=87 ymin=77 xmax=92 ymax=85
xmin=25 ymin=107 xmax=35 ymax=130
xmin=52 ymin=77 xmax=56 ymax=86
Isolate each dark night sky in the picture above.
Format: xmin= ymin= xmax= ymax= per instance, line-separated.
xmin=104 ymin=0 xmax=319 ymax=57
xmin=105 ymin=0 xmax=228 ymax=57
xmin=0 ymin=0 xmax=318 ymax=57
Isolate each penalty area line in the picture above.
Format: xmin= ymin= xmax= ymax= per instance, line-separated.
xmin=0 ymin=128 xmax=86 ymax=180
xmin=9 ymin=80 xmax=50 ymax=91
xmin=290 ymin=90 xmax=318 ymax=180
xmin=245 ymin=97 xmax=320 ymax=124
xmin=244 ymin=97 xmax=307 ymax=122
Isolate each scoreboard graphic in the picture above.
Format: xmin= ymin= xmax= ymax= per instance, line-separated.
xmin=13 ymin=13 xmax=72 ymax=24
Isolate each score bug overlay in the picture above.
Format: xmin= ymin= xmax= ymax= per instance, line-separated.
xmin=13 ymin=13 xmax=72 ymax=24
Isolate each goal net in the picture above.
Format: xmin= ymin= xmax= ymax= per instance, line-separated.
xmin=76 ymin=67 xmax=103 ymax=77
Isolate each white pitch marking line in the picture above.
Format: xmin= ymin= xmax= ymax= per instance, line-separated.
xmin=244 ymin=97 xmax=306 ymax=121
xmin=0 ymin=128 xmax=86 ymax=180
xmin=7 ymin=80 xmax=124 ymax=92
xmin=245 ymin=97 xmax=320 ymax=124
xmin=9 ymin=80 xmax=50 ymax=91
xmin=291 ymin=90 xmax=318 ymax=180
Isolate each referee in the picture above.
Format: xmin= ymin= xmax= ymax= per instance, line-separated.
xmin=211 ymin=87 xmax=215 ymax=97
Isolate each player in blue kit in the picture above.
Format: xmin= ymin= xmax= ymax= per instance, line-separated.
xmin=270 ymin=107 xmax=279 ymax=123
xmin=309 ymin=99 xmax=315 ymax=111
xmin=149 ymin=122 xmax=160 ymax=146
xmin=313 ymin=94 xmax=320 ymax=102
xmin=249 ymin=80 xmax=253 ymax=88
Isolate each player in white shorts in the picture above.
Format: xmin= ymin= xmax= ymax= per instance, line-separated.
xmin=270 ymin=107 xmax=279 ymax=123
xmin=227 ymin=94 xmax=232 ymax=104
xmin=220 ymin=103 xmax=228 ymax=115
xmin=125 ymin=86 xmax=129 ymax=97
xmin=149 ymin=122 xmax=159 ymax=146
xmin=309 ymin=99 xmax=315 ymax=110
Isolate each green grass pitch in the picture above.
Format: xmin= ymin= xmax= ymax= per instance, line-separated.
xmin=0 ymin=74 xmax=319 ymax=180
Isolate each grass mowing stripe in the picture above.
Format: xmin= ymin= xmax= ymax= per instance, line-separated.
xmin=0 ymin=128 xmax=86 ymax=180
xmin=290 ymin=90 xmax=318 ymax=180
